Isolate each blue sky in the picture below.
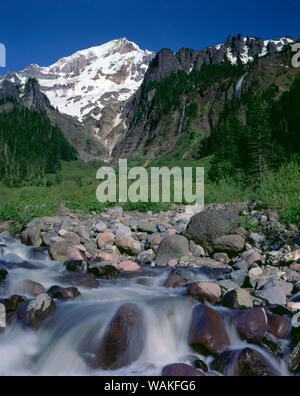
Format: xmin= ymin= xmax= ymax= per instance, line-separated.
xmin=0 ymin=0 xmax=299 ymax=73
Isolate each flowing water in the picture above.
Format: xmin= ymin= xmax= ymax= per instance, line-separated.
xmin=0 ymin=237 xmax=290 ymax=376
xmin=235 ymin=73 xmax=248 ymax=100
xmin=178 ymin=104 xmax=186 ymax=135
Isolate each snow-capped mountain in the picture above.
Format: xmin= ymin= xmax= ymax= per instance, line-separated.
xmin=2 ymin=38 xmax=154 ymax=122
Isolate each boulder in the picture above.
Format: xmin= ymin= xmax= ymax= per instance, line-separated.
xmin=88 ymin=262 xmax=120 ymax=279
xmin=187 ymin=282 xmax=221 ymax=304
xmin=211 ymin=348 xmax=279 ymax=376
xmin=267 ymin=313 xmax=290 ymax=339
xmin=164 ymin=269 xmax=188 ymax=288
xmin=115 ymin=235 xmax=141 ymax=256
xmin=287 ymin=343 xmax=300 ymax=373
xmin=162 ymin=363 xmax=206 ymax=377
xmin=119 ymin=260 xmax=142 ymax=273
xmin=213 ymin=235 xmax=245 ymax=254
xmin=58 ymin=273 xmax=98 ymax=289
xmin=223 ymin=289 xmax=253 ymax=310
xmin=49 ymin=241 xmax=85 ymax=261
xmin=137 ymin=221 xmax=157 ymax=234
xmin=281 ymin=249 xmax=300 ymax=264
xmin=155 ymin=235 xmax=190 ymax=267
xmin=257 ymin=286 xmax=287 ymax=306
xmin=188 ymin=305 xmax=230 ymax=356
xmin=21 ymin=223 xmax=42 ymax=247
xmin=97 ymin=232 xmax=115 ymax=249
xmin=21 ymin=280 xmax=45 ymax=296
xmin=17 ymin=293 xmax=56 ymax=330
xmin=235 ymin=307 xmax=268 ymax=340
xmin=94 ymin=303 xmax=145 ymax=370
xmin=185 ymin=209 xmax=240 ymax=253
xmin=48 ymin=286 xmax=80 ymax=300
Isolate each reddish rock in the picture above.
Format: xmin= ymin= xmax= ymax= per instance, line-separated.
xmin=267 ymin=314 xmax=290 ymax=339
xmin=119 ymin=260 xmax=142 ymax=272
xmin=21 ymin=280 xmax=45 ymax=296
xmin=236 ymin=307 xmax=268 ymax=341
xmin=97 ymin=232 xmax=115 ymax=249
xmin=211 ymin=348 xmax=279 ymax=376
xmin=188 ymin=305 xmax=230 ymax=356
xmin=246 ymin=251 xmax=262 ymax=266
xmin=162 ymin=363 xmax=206 ymax=377
xmin=187 ymin=282 xmax=221 ymax=304
xmin=94 ymin=303 xmax=145 ymax=370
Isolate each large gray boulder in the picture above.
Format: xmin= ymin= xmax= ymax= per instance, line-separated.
xmin=185 ymin=209 xmax=240 ymax=253
xmin=155 ymin=235 xmax=190 ymax=267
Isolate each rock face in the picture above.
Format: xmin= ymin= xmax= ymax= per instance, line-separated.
xmin=162 ymin=363 xmax=206 ymax=377
xmin=17 ymin=293 xmax=56 ymax=330
xmin=211 ymin=348 xmax=279 ymax=376
xmin=185 ymin=210 xmax=240 ymax=253
xmin=95 ymin=303 xmax=145 ymax=370
xmin=188 ymin=305 xmax=230 ymax=356
xmin=155 ymin=235 xmax=190 ymax=267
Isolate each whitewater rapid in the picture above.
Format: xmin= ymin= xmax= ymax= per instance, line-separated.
xmin=0 ymin=237 xmax=290 ymax=376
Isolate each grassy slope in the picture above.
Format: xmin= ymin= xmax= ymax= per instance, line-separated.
xmin=2 ymin=156 xmax=299 ymax=232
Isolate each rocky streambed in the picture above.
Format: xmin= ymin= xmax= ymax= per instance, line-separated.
xmin=0 ymin=201 xmax=299 ymax=376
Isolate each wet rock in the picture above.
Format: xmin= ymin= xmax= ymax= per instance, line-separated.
xmin=65 ymin=260 xmax=88 ymax=273
xmin=194 ymin=359 xmax=209 ymax=372
xmin=188 ymin=304 xmax=230 ymax=356
xmin=164 ymin=269 xmax=188 ymax=288
xmin=1 ymin=295 xmax=25 ymax=314
xmin=48 ymin=286 xmax=81 ymax=300
xmin=21 ymin=280 xmax=45 ymax=296
xmin=211 ymin=348 xmax=279 ymax=376
xmin=223 ymin=289 xmax=253 ymax=310
xmin=213 ymin=235 xmax=245 ymax=254
xmin=0 ymin=268 xmax=8 ymax=281
xmin=287 ymin=343 xmax=300 ymax=373
xmin=155 ymin=235 xmax=189 ymax=267
xmin=267 ymin=313 xmax=290 ymax=339
xmin=17 ymin=293 xmax=56 ymax=330
xmin=162 ymin=363 xmax=206 ymax=376
xmin=235 ymin=307 xmax=268 ymax=340
xmin=185 ymin=209 xmax=240 ymax=253
xmin=257 ymin=286 xmax=287 ymax=306
xmin=187 ymin=282 xmax=221 ymax=304
xmin=49 ymin=241 xmax=85 ymax=261
xmin=59 ymin=273 xmax=98 ymax=289
xmin=88 ymin=262 xmax=120 ymax=279
xmin=248 ymin=336 xmax=283 ymax=358
xmin=292 ymin=312 xmax=300 ymax=328
xmin=95 ymin=303 xmax=145 ymax=370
